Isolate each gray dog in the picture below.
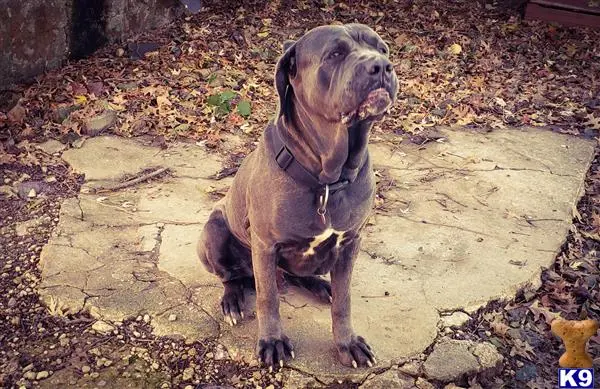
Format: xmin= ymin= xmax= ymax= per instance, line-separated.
xmin=197 ymin=23 xmax=398 ymax=368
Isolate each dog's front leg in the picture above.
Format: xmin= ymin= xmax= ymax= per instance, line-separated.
xmin=331 ymin=238 xmax=376 ymax=368
xmin=252 ymin=239 xmax=294 ymax=369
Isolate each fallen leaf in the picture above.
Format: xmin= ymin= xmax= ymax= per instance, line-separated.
xmin=0 ymin=152 xmax=15 ymax=165
xmin=74 ymin=95 xmax=88 ymax=105
xmin=448 ymin=43 xmax=462 ymax=55
xmin=0 ymin=185 xmax=17 ymax=197
xmin=236 ymin=100 xmax=252 ymax=118
xmin=86 ymin=82 xmax=104 ymax=96
xmin=20 ymin=126 xmax=35 ymax=139
xmin=510 ymin=338 xmax=536 ymax=360
xmin=207 ymin=94 xmax=222 ymax=106
xmin=156 ymin=94 xmax=172 ymax=110
xmin=173 ymin=123 xmax=191 ymax=133
xmin=490 ymin=318 xmax=511 ymax=337
xmin=584 ymin=114 xmax=600 ymax=131
xmin=394 ymin=33 xmax=408 ymax=47
xmin=528 ymin=300 xmax=561 ymax=325
xmin=7 ymin=103 xmax=26 ymax=124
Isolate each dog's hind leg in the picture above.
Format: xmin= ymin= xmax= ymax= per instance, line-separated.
xmin=283 ymin=274 xmax=332 ymax=304
xmin=197 ymin=209 xmax=253 ymax=325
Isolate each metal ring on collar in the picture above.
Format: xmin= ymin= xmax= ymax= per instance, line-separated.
xmin=317 ymin=184 xmax=330 ymax=215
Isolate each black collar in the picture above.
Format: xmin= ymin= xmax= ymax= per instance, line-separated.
xmin=271 ymin=124 xmax=350 ymax=194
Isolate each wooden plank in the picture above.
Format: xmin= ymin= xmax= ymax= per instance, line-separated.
xmin=531 ymin=0 xmax=600 ymax=14
xmin=525 ymin=3 xmax=600 ymax=28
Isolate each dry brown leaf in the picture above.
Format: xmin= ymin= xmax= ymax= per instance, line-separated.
xmin=7 ymin=103 xmax=26 ymax=124
xmin=490 ymin=320 xmax=511 ymax=337
xmin=528 ymin=300 xmax=561 ymax=325
xmin=0 ymin=151 xmax=15 ymax=164
xmin=584 ymin=114 xmax=600 ymax=130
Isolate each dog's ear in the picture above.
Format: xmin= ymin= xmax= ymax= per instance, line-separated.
xmin=275 ymin=41 xmax=297 ymax=120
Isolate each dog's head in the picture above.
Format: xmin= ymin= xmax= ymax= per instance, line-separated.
xmin=275 ymin=23 xmax=398 ymax=126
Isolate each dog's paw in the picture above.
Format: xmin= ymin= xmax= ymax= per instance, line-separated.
xmin=337 ymin=335 xmax=376 ymax=368
xmin=256 ymin=335 xmax=295 ymax=370
xmin=220 ymin=285 xmax=245 ymax=326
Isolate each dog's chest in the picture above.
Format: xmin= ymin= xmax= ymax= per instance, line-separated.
xmin=302 ymin=228 xmax=346 ymax=257
xmin=302 ymin=228 xmax=346 ymax=256
xmin=277 ymin=227 xmax=355 ymax=276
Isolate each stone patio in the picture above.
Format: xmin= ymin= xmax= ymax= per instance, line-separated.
xmin=37 ymin=128 xmax=594 ymax=382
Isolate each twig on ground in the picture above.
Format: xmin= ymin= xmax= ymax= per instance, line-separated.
xmin=93 ymin=167 xmax=170 ymax=193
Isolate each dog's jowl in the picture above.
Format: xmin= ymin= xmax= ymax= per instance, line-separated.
xmin=197 ymin=23 xmax=398 ymax=369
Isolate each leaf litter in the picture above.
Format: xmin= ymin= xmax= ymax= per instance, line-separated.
xmin=0 ymin=0 xmax=598 ymax=151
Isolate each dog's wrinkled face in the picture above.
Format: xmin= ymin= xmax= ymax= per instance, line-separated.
xmin=276 ymin=23 xmax=398 ymax=125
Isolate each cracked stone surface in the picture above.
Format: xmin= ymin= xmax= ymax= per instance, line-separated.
xmin=439 ymin=312 xmax=471 ymax=328
xmin=38 ymin=129 xmax=594 ymax=381
xmin=422 ymin=338 xmax=503 ymax=382
xmin=35 ymin=139 xmax=67 ymax=155
xmin=359 ymin=368 xmax=417 ymax=388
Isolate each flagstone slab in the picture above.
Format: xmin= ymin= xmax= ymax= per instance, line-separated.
xmin=38 ymin=128 xmax=594 ymax=380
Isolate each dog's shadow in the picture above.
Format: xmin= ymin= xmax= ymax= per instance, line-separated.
xmin=238 ymin=280 xmax=331 ymax=321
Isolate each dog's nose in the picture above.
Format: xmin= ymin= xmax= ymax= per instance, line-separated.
xmin=366 ymin=57 xmax=393 ymax=76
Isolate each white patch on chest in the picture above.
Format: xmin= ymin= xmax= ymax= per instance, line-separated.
xmin=302 ymin=228 xmax=346 ymax=257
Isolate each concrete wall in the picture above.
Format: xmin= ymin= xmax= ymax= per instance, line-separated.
xmin=105 ymin=0 xmax=179 ymax=41
xmin=0 ymin=1 xmax=70 ymax=88
xmin=0 ymin=0 xmax=182 ymax=88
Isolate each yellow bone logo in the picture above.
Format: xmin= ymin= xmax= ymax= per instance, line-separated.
xmin=551 ymin=319 xmax=599 ymax=368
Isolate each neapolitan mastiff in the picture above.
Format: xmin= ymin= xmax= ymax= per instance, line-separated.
xmin=198 ymin=23 xmax=398 ymax=368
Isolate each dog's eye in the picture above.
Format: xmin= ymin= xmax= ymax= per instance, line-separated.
xmin=379 ymin=47 xmax=388 ymax=55
xmin=328 ymin=50 xmax=343 ymax=60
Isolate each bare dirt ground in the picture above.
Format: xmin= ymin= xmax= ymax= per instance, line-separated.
xmin=1 ymin=0 xmax=599 ymax=388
